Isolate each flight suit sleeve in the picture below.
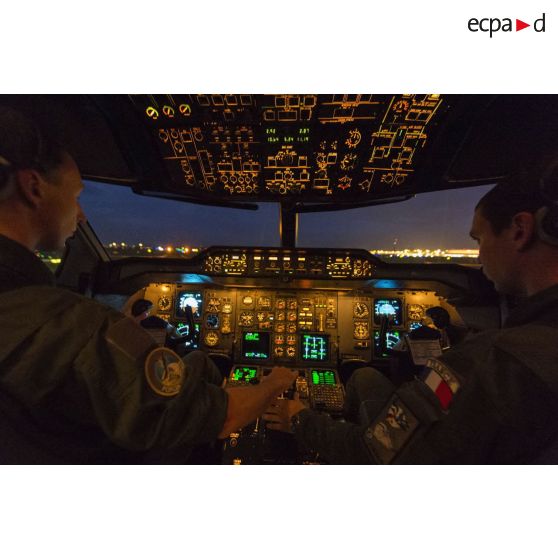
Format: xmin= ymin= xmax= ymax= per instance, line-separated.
xmin=72 ymin=313 xmax=228 ymax=452
xmin=293 ymin=338 xmax=519 ymax=464
xmin=293 ymin=409 xmax=372 ymax=464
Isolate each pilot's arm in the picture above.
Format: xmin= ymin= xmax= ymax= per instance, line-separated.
xmin=69 ymin=302 xmax=297 ymax=450
xmin=219 ymin=367 xmax=299 ymax=438
xmin=265 ymin=333 xmax=558 ymax=464
xmin=0 ymin=283 xmax=298 ymax=455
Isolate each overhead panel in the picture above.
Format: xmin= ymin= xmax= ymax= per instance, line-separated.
xmin=130 ymin=94 xmax=446 ymax=201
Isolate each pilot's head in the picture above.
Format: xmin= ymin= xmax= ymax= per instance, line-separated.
xmin=0 ymin=106 xmax=86 ymax=252
xmin=471 ymin=153 xmax=558 ymax=296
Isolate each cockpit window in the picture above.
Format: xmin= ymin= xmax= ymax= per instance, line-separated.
xmin=80 ymin=180 xmax=492 ymax=263
xmin=81 ymin=181 xmax=281 ymax=258
xmin=297 ymin=184 xmax=494 ymax=264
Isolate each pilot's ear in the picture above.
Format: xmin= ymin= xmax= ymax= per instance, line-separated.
xmin=511 ymin=212 xmax=537 ymax=251
xmin=14 ymin=169 xmax=46 ymax=208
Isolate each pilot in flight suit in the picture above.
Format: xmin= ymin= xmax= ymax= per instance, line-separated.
xmin=265 ymin=154 xmax=558 ymax=464
xmin=0 ymin=105 xmax=298 ymax=464
xmin=287 ymin=285 xmax=558 ymax=464
xmin=0 ymin=233 xmax=228 ymax=463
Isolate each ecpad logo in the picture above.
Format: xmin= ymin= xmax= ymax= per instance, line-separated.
xmin=468 ymin=13 xmax=546 ymax=37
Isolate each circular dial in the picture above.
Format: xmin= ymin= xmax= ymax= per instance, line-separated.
xmin=275 ymin=299 xmax=286 ymax=310
xmin=354 ymin=322 xmax=369 ymax=340
xmin=275 ymin=335 xmax=284 ymax=345
xmin=158 ymin=296 xmax=171 ymax=311
xmin=274 ymin=346 xmax=285 ymax=357
xmin=204 ymin=331 xmax=219 ymax=347
xmin=275 ymin=322 xmax=285 ymax=333
xmin=287 ymin=323 xmax=297 ymax=333
xmin=287 ymin=299 xmax=297 ymax=310
xmin=408 ymin=304 xmax=425 ymax=321
xmin=286 ymin=347 xmax=296 ymax=358
xmin=353 ymin=302 xmax=369 ymax=319
xmin=242 ymin=295 xmax=254 ymax=306
xmin=276 ymin=311 xmax=285 ymax=322
xmin=287 ymin=311 xmax=297 ymax=322
xmin=206 ymin=314 xmax=219 ymax=329
xmin=286 ymin=335 xmax=296 ymax=346
xmin=239 ymin=311 xmax=254 ymax=327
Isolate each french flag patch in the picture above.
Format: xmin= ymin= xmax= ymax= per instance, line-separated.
xmin=421 ymin=359 xmax=461 ymax=410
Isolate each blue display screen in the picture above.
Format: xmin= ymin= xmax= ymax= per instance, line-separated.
xmin=373 ymin=298 xmax=403 ymax=326
xmin=175 ymin=322 xmax=201 ymax=349
xmin=373 ymin=330 xmax=402 ymax=357
xmin=176 ymin=291 xmax=203 ymax=319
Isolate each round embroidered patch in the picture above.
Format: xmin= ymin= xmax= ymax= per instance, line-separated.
xmin=144 ymin=347 xmax=185 ymax=397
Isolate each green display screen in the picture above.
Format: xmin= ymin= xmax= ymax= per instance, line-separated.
xmin=242 ymin=332 xmax=270 ymax=360
xmin=301 ymin=334 xmax=329 ymax=361
xmin=231 ymin=366 xmax=258 ymax=382
xmin=311 ymin=369 xmax=336 ymax=386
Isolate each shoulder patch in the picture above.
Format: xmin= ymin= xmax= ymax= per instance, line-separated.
xmin=421 ymin=358 xmax=461 ymax=410
xmin=144 ymin=347 xmax=186 ymax=397
xmin=363 ymin=395 xmax=419 ymax=464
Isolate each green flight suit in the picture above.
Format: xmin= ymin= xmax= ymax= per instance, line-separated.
xmin=0 ymin=234 xmax=227 ymax=464
xmin=293 ymin=284 xmax=558 ymax=464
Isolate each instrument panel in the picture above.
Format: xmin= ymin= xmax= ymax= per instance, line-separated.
xmin=141 ymin=282 xmax=446 ymax=364
xmin=202 ymin=247 xmax=376 ymax=279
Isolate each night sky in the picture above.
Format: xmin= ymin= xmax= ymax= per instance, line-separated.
xmin=81 ymin=180 xmax=493 ymax=250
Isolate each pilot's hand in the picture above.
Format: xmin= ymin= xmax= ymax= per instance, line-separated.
xmin=263 ymin=393 xmax=306 ymax=433
xmin=263 ymin=366 xmax=299 ymax=392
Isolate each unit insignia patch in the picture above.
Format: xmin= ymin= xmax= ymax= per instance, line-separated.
xmin=144 ymin=347 xmax=186 ymax=397
xmin=363 ymin=396 xmax=419 ymax=464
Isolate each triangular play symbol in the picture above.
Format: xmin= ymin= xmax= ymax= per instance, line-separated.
xmin=516 ymin=19 xmax=530 ymax=31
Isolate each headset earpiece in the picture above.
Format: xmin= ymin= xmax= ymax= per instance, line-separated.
xmin=535 ymin=204 xmax=558 ymax=246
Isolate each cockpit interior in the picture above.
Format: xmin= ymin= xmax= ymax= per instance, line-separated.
xmin=2 ymin=94 xmax=557 ymax=463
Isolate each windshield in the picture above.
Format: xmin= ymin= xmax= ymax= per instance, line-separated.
xmin=79 ymin=180 xmax=492 ymax=264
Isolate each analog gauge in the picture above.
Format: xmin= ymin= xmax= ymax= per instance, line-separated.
xmin=206 ymin=313 xmax=219 ymax=329
xmin=242 ymin=295 xmax=253 ymax=306
xmin=158 ymin=296 xmax=171 ymax=311
xmin=257 ymin=312 xmax=267 ymax=322
xmin=276 ymin=311 xmax=285 ymax=322
xmin=286 ymin=335 xmax=296 ymax=346
xmin=239 ymin=312 xmax=254 ymax=327
xmin=274 ymin=346 xmax=285 ymax=357
xmin=354 ymin=322 xmax=369 ymax=340
xmin=276 ymin=298 xmax=286 ymax=310
xmin=221 ymin=315 xmax=231 ymax=334
xmin=287 ymin=299 xmax=297 ymax=310
xmin=259 ymin=320 xmax=272 ymax=330
xmin=287 ymin=323 xmax=297 ymax=334
xmin=206 ymin=297 xmax=221 ymax=312
xmin=286 ymin=346 xmax=296 ymax=358
xmin=257 ymin=296 xmax=271 ymax=309
xmin=275 ymin=322 xmax=285 ymax=333
xmin=275 ymin=335 xmax=284 ymax=345
xmin=204 ymin=331 xmax=219 ymax=347
xmin=353 ymin=302 xmax=369 ymax=319
xmin=408 ymin=304 xmax=425 ymax=321
xmin=287 ymin=311 xmax=297 ymax=322
xmin=221 ymin=302 xmax=232 ymax=314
